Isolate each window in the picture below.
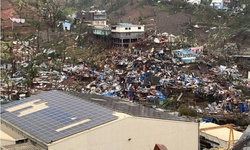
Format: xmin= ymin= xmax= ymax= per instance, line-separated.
xmin=129 ymin=28 xmax=131 ymax=30
xmin=125 ymin=28 xmax=128 ymax=30
xmin=138 ymin=27 xmax=141 ymax=29
xmin=111 ymin=27 xmax=116 ymax=30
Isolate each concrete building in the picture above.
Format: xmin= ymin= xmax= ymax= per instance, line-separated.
xmin=111 ymin=23 xmax=145 ymax=47
xmin=83 ymin=10 xmax=111 ymax=39
xmin=84 ymin=10 xmax=107 ymax=27
xmin=1 ymin=90 xmax=199 ymax=150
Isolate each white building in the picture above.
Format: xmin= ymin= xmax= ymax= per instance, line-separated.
xmin=111 ymin=23 xmax=145 ymax=47
xmin=210 ymin=0 xmax=224 ymax=9
xmin=1 ymin=90 xmax=199 ymax=150
xmin=186 ymin=0 xmax=201 ymax=5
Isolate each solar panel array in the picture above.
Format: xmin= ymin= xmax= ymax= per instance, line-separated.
xmin=1 ymin=90 xmax=118 ymax=143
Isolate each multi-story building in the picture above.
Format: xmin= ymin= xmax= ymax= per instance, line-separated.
xmin=84 ymin=10 xmax=107 ymax=27
xmin=111 ymin=23 xmax=145 ymax=47
xmin=81 ymin=11 xmax=145 ymax=47
xmin=83 ymin=10 xmax=111 ymax=40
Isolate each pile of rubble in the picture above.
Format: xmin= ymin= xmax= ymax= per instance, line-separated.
xmin=58 ymin=47 xmax=249 ymax=114
xmin=1 ymin=39 xmax=249 ymax=115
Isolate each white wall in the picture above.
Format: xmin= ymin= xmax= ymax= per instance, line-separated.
xmin=1 ymin=139 xmax=15 ymax=147
xmin=1 ymin=123 xmax=25 ymax=140
xmin=92 ymin=21 xmax=106 ymax=26
xmin=48 ymin=117 xmax=199 ymax=150
xmin=112 ymin=25 xmax=145 ymax=33
xmin=0 ymin=122 xmax=25 ymax=147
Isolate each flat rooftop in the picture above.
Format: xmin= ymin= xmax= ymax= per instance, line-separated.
xmin=112 ymin=23 xmax=143 ymax=27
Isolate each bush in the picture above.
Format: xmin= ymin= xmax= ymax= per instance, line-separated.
xmin=178 ymin=104 xmax=197 ymax=117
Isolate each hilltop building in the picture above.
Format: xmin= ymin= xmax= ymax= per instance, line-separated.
xmin=1 ymin=90 xmax=199 ymax=150
xmin=84 ymin=10 xmax=107 ymax=27
xmin=79 ymin=10 xmax=145 ymax=47
xmin=111 ymin=23 xmax=145 ymax=47
xmin=83 ymin=10 xmax=111 ymax=37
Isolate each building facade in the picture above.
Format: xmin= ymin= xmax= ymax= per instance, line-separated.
xmin=84 ymin=10 xmax=107 ymax=27
xmin=111 ymin=23 xmax=145 ymax=47
xmin=83 ymin=10 xmax=111 ymax=39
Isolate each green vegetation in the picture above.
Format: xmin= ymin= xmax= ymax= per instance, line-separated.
xmin=178 ymin=104 xmax=198 ymax=117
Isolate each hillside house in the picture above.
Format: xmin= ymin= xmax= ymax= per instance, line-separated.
xmin=84 ymin=10 xmax=107 ymax=27
xmin=61 ymin=22 xmax=71 ymax=31
xmin=111 ymin=23 xmax=145 ymax=47
xmin=83 ymin=10 xmax=111 ymax=38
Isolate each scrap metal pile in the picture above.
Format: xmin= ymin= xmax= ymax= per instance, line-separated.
xmin=61 ymin=47 xmax=249 ymax=114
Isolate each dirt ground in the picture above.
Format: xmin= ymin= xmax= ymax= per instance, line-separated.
xmin=108 ymin=3 xmax=196 ymax=35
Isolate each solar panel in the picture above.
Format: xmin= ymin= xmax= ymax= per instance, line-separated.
xmin=1 ymin=90 xmax=118 ymax=143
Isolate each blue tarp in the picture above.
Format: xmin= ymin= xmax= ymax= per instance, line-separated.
xmin=140 ymin=75 xmax=145 ymax=81
xmin=99 ymin=73 xmax=105 ymax=79
xmin=170 ymin=79 xmax=175 ymax=83
xmin=240 ymin=104 xmax=249 ymax=112
xmin=149 ymin=99 xmax=154 ymax=103
xmin=155 ymin=90 xmax=166 ymax=99
xmin=128 ymin=77 xmax=135 ymax=83
xmin=184 ymin=77 xmax=188 ymax=82
xmin=244 ymin=105 xmax=249 ymax=112
xmin=203 ymin=118 xmax=212 ymax=123
xmin=90 ymin=70 xmax=95 ymax=75
xmin=103 ymin=92 xmax=116 ymax=97
xmin=128 ymin=91 xmax=133 ymax=97
xmin=193 ymin=77 xmax=203 ymax=85
xmin=158 ymin=95 xmax=166 ymax=99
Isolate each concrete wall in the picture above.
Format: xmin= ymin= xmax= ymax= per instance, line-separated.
xmin=112 ymin=32 xmax=144 ymax=39
xmin=111 ymin=25 xmax=145 ymax=33
xmin=48 ymin=117 xmax=199 ymax=150
xmin=1 ymin=122 xmax=25 ymax=140
xmin=92 ymin=21 xmax=106 ymax=26
xmin=1 ymin=139 xmax=15 ymax=147
xmin=1 ymin=121 xmax=47 ymax=150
